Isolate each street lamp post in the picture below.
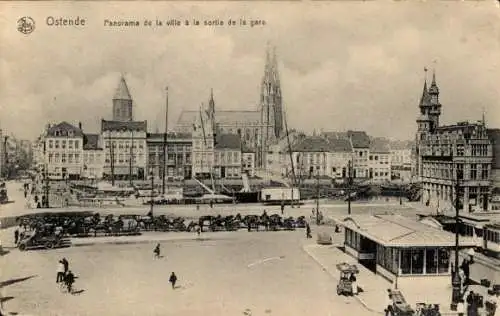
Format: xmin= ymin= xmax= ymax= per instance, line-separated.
xmin=450 ymin=155 xmax=462 ymax=311
xmin=150 ymin=169 xmax=154 ymax=216
xmin=347 ymin=160 xmax=352 ymax=215
xmin=316 ymin=169 xmax=320 ymax=225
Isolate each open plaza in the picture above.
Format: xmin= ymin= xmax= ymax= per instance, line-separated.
xmin=1 ymin=180 xmax=499 ymax=316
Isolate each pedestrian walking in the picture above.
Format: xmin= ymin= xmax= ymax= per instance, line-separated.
xmin=305 ymin=222 xmax=312 ymax=239
xmin=169 ymin=272 xmax=177 ymax=289
xmin=56 ymin=260 xmax=65 ymax=283
xmin=280 ymin=202 xmax=285 ymax=215
xmin=14 ymin=229 xmax=19 ymax=245
xmin=153 ymin=243 xmax=161 ymax=259
xmin=385 ymin=290 xmax=393 ymax=316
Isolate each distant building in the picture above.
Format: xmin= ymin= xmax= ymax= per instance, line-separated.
xmin=82 ymin=134 xmax=104 ymax=179
xmin=146 ymin=132 xmax=192 ymax=180
xmin=44 ymin=121 xmax=84 ymax=180
xmin=368 ymin=138 xmax=391 ymax=183
xmin=347 ymin=131 xmax=371 ymax=179
xmin=390 ymin=140 xmax=413 ymax=182
xmin=291 ymin=136 xmax=352 ymax=180
xmin=213 ymin=134 xmax=242 ymax=179
xmin=175 ymin=46 xmax=284 ymax=170
xmin=488 ymin=129 xmax=500 ymax=210
xmin=101 ymin=120 xmax=147 ymax=181
xmin=414 ymin=71 xmax=493 ymax=212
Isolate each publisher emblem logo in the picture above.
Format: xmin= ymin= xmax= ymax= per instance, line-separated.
xmin=17 ymin=17 xmax=35 ymax=35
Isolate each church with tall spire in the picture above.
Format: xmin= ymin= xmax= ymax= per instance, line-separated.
xmin=175 ymin=44 xmax=286 ymax=169
xmin=414 ymin=68 xmax=493 ymax=213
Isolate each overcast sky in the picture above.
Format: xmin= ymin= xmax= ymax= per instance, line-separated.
xmin=1 ymin=1 xmax=499 ymax=141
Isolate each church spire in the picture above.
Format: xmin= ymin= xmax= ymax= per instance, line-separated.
xmin=114 ymin=75 xmax=132 ymax=100
xmin=419 ymin=79 xmax=430 ymax=107
xmin=428 ymin=68 xmax=439 ymax=95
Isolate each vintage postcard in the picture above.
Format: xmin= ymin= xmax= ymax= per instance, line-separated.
xmin=0 ymin=1 xmax=499 ymax=316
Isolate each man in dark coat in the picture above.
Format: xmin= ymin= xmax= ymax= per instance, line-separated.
xmin=305 ymin=222 xmax=312 ymax=238
xmin=14 ymin=229 xmax=19 ymax=245
xmin=169 ymin=272 xmax=177 ymax=289
xmin=61 ymin=258 xmax=69 ymax=274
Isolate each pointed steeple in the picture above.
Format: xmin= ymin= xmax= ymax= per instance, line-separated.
xmin=428 ymin=69 xmax=439 ymax=95
xmin=114 ymin=75 xmax=132 ymax=100
xmin=271 ymin=46 xmax=280 ymax=84
xmin=208 ymin=88 xmax=215 ymax=114
xmin=419 ymin=79 xmax=430 ymax=107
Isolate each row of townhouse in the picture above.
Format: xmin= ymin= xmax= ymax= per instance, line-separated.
xmin=33 ymin=120 xmax=255 ymax=181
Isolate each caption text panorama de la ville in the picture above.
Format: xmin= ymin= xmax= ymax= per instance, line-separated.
xmin=45 ymin=16 xmax=267 ymax=28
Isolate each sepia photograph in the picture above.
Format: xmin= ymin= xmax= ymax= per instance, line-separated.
xmin=0 ymin=1 xmax=499 ymax=316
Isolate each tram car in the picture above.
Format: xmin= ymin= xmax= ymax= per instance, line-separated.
xmin=482 ymin=222 xmax=500 ymax=258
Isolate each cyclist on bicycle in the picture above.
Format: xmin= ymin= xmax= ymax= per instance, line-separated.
xmin=64 ymin=270 xmax=75 ymax=293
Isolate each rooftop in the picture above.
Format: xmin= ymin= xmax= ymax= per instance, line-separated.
xmin=293 ymin=136 xmax=332 ymax=152
xmin=146 ymin=132 xmax=192 ymax=140
xmin=215 ymin=134 xmax=241 ymax=150
xmin=177 ymin=110 xmax=260 ymax=127
xmin=370 ymin=138 xmax=390 ymax=153
xmin=101 ymin=120 xmax=147 ymax=132
xmin=47 ymin=121 xmax=84 ymax=138
xmin=347 ymin=130 xmax=370 ymax=148
xmin=336 ymin=214 xmax=476 ymax=247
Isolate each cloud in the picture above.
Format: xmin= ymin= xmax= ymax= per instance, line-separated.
xmin=0 ymin=1 xmax=499 ymax=141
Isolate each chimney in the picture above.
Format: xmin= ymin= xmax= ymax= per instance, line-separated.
xmin=78 ymin=122 xmax=82 ymax=130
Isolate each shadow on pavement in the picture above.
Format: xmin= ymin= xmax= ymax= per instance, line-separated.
xmin=0 ymin=275 xmax=37 ymax=288
xmin=0 ymin=296 xmax=14 ymax=304
xmin=0 ymin=250 xmax=10 ymax=256
xmin=72 ymin=289 xmax=85 ymax=295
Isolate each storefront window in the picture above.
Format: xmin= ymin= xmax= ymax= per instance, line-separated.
xmin=384 ymin=247 xmax=393 ymax=273
xmin=426 ymin=248 xmax=437 ymax=274
xmin=411 ymin=249 xmax=424 ymax=274
xmin=392 ymin=249 xmax=399 ymax=274
xmin=377 ymin=245 xmax=385 ymax=266
xmin=401 ymin=249 xmax=411 ymax=274
xmin=438 ymin=248 xmax=450 ymax=273
xmin=400 ymin=248 xmax=425 ymax=275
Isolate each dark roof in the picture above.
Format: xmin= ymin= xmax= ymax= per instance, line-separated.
xmin=322 ymin=131 xmax=349 ymax=140
xmin=488 ymin=128 xmax=500 ymax=169
xmin=293 ymin=137 xmax=332 ymax=152
xmin=347 ymin=130 xmax=370 ymax=148
xmin=83 ymin=134 xmax=102 ymax=150
xmin=370 ymin=138 xmax=390 ymax=153
xmin=390 ymin=140 xmax=414 ymax=150
xmin=101 ymin=119 xmax=147 ymax=132
xmin=147 ymin=132 xmax=192 ymax=140
xmin=47 ymin=121 xmax=84 ymax=137
xmin=215 ymin=134 xmax=241 ymax=150
xmin=328 ymin=138 xmax=352 ymax=152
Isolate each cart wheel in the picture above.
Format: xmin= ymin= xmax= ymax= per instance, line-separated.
xmin=18 ymin=243 xmax=26 ymax=251
xmin=45 ymin=242 xmax=54 ymax=249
